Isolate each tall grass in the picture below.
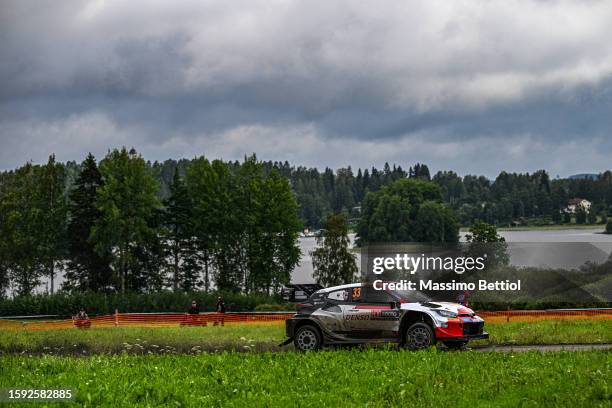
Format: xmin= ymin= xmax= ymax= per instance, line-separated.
xmin=0 ymin=349 xmax=609 ymax=407
xmin=1 ymin=320 xmax=610 ymax=355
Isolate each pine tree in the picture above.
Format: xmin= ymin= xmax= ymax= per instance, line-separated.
xmin=187 ymin=157 xmax=240 ymax=292
xmin=37 ymin=155 xmax=68 ymax=293
xmin=64 ymin=153 xmax=113 ymax=292
xmin=162 ymin=170 xmax=200 ymax=291
xmin=311 ymin=213 xmax=357 ymax=287
xmin=0 ymin=173 xmax=12 ymax=297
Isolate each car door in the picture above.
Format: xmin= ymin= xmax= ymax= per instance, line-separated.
xmin=344 ymin=285 xmax=400 ymax=339
xmin=311 ymin=288 xmax=351 ymax=335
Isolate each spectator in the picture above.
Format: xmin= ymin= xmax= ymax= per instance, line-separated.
xmin=76 ymin=309 xmax=89 ymax=320
xmin=73 ymin=309 xmax=90 ymax=329
xmin=456 ymin=291 xmax=470 ymax=307
xmin=188 ymin=300 xmax=199 ymax=314
xmin=216 ymin=297 xmax=226 ymax=313
xmin=215 ymin=297 xmax=226 ymax=326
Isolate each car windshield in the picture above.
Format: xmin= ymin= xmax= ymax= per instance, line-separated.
xmin=391 ymin=290 xmax=431 ymax=303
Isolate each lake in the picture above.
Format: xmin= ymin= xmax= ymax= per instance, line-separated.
xmin=292 ymin=228 xmax=612 ymax=283
xmin=23 ymin=228 xmax=612 ymax=292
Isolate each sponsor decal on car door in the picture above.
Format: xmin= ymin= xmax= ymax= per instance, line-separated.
xmin=343 ymin=286 xmax=400 ymax=338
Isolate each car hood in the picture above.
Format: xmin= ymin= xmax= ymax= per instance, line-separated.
xmin=401 ymin=301 xmax=474 ymax=315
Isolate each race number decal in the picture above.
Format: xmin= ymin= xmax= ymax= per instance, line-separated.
xmin=352 ymin=287 xmax=361 ymax=300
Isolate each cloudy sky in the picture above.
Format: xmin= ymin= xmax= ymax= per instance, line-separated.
xmin=1 ymin=0 xmax=612 ymax=177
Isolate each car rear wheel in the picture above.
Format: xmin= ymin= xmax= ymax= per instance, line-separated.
xmin=405 ymin=322 xmax=434 ymax=350
xmin=294 ymin=325 xmax=322 ymax=351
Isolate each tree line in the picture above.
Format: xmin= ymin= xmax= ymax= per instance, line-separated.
xmin=0 ymin=149 xmax=301 ymax=297
xmin=46 ymin=156 xmax=612 ymax=230
xmin=433 ymin=170 xmax=612 ymax=226
xmin=3 ymin=149 xmax=612 ymax=298
xmin=152 ymin=160 xmax=612 ymax=228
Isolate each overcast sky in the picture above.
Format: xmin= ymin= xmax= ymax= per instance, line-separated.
xmin=1 ymin=0 xmax=612 ymax=177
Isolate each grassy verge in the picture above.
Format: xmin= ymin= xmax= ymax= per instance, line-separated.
xmin=0 ymin=349 xmax=610 ymax=407
xmin=471 ymin=320 xmax=612 ymax=346
xmin=1 ymin=320 xmax=610 ymax=355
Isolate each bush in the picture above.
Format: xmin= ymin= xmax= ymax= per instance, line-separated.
xmin=0 ymin=291 xmax=285 ymax=317
xmin=575 ymin=208 xmax=587 ymax=224
xmin=587 ymin=210 xmax=598 ymax=224
xmin=606 ymin=220 xmax=612 ymax=234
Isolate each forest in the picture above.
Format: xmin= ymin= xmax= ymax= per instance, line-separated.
xmin=151 ymin=159 xmax=612 ymax=228
xmin=1 ymin=148 xmax=612 ymax=298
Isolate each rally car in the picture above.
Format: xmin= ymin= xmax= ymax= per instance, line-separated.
xmin=283 ymin=283 xmax=488 ymax=351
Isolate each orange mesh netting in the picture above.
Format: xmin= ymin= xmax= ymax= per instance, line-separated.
xmin=1 ymin=309 xmax=610 ymax=331
xmin=0 ymin=312 xmax=294 ymax=331
xmin=479 ymin=309 xmax=612 ymax=323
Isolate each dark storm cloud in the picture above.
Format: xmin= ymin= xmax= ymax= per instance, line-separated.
xmin=2 ymin=0 xmax=612 ymax=176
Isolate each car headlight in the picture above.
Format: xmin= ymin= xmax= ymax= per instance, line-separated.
xmin=434 ymin=309 xmax=457 ymax=318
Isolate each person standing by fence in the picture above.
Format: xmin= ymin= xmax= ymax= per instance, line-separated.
xmin=73 ymin=309 xmax=91 ymax=329
xmin=215 ymin=297 xmax=226 ymax=326
xmin=188 ymin=300 xmax=199 ymax=315
xmin=184 ymin=300 xmax=201 ymax=326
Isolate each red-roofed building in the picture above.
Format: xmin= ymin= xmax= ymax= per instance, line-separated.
xmin=565 ymin=198 xmax=591 ymax=214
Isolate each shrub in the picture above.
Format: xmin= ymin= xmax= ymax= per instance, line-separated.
xmin=606 ymin=220 xmax=612 ymax=234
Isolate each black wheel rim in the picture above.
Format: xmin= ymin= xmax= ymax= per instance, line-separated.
xmin=296 ymin=329 xmax=318 ymax=350
xmin=408 ymin=327 xmax=431 ymax=349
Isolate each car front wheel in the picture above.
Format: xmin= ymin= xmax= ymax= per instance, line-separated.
xmin=294 ymin=325 xmax=322 ymax=351
xmin=405 ymin=322 xmax=435 ymax=350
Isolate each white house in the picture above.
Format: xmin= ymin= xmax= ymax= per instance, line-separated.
xmin=565 ymin=198 xmax=591 ymax=214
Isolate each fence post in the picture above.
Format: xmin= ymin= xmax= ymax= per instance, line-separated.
xmin=114 ymin=309 xmax=119 ymax=327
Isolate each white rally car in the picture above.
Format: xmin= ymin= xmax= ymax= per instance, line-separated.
xmin=283 ymin=283 xmax=488 ymax=351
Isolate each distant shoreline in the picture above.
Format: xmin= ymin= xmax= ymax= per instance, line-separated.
xmin=460 ymin=224 xmax=604 ymax=232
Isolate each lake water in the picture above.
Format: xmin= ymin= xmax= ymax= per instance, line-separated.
xmin=24 ymin=228 xmax=612 ymax=292
xmin=292 ymin=228 xmax=612 ymax=283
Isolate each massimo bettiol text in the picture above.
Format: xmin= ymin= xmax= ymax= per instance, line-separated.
xmin=370 ymin=253 xmax=521 ymax=292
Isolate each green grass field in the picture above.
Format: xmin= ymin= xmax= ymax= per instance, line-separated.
xmin=0 ymin=320 xmax=610 ymax=355
xmin=0 ymin=349 xmax=610 ymax=407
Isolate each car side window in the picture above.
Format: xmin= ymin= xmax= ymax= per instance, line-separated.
xmin=364 ymin=286 xmax=395 ymax=303
xmin=327 ymin=289 xmax=349 ymax=302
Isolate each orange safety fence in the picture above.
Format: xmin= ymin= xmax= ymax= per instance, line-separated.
xmin=0 ymin=312 xmax=294 ymax=331
xmin=479 ymin=309 xmax=612 ymax=324
xmin=1 ymin=309 xmax=611 ymax=331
